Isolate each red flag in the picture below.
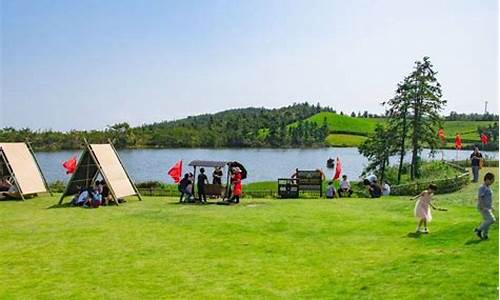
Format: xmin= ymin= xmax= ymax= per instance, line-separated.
xmin=480 ymin=133 xmax=489 ymax=145
xmin=437 ymin=128 xmax=446 ymax=144
xmin=62 ymin=156 xmax=77 ymax=174
xmin=454 ymin=134 xmax=462 ymax=150
xmin=168 ymin=160 xmax=183 ymax=183
xmin=333 ymin=157 xmax=342 ymax=180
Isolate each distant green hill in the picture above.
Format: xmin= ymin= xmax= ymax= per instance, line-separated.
xmin=297 ymin=112 xmax=497 ymax=149
xmin=292 ymin=112 xmax=385 ymax=135
xmin=2 ymin=103 xmax=497 ymax=150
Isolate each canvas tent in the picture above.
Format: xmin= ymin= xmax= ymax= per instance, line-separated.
xmin=0 ymin=142 xmax=51 ymax=200
xmin=59 ymin=141 xmax=142 ymax=205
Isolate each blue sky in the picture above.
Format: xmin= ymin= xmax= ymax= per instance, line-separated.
xmin=1 ymin=0 xmax=498 ymax=130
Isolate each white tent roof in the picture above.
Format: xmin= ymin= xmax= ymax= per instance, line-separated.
xmin=90 ymin=144 xmax=136 ymax=199
xmin=0 ymin=143 xmax=47 ymax=195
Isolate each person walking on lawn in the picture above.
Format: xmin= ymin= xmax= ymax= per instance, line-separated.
xmin=474 ymin=172 xmax=495 ymax=240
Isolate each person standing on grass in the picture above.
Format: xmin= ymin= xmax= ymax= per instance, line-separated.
xmin=197 ymin=168 xmax=208 ymax=204
xmin=470 ymin=146 xmax=483 ymax=183
xmin=178 ymin=173 xmax=190 ymax=203
xmin=411 ymin=184 xmax=446 ymax=233
xmin=230 ymin=167 xmax=242 ymax=204
xmin=212 ymin=167 xmax=223 ymax=185
xmin=474 ymin=172 xmax=495 ymax=240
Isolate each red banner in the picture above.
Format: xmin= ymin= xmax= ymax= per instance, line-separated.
xmin=168 ymin=160 xmax=183 ymax=183
xmin=333 ymin=158 xmax=342 ymax=181
xmin=454 ymin=134 xmax=462 ymax=150
xmin=480 ymin=133 xmax=489 ymax=145
xmin=62 ymin=156 xmax=77 ymax=174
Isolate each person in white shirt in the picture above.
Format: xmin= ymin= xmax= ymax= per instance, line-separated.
xmin=339 ymin=175 xmax=353 ymax=197
xmin=382 ymin=181 xmax=391 ymax=196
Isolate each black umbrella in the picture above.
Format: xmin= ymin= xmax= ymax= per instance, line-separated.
xmin=229 ymin=161 xmax=247 ymax=180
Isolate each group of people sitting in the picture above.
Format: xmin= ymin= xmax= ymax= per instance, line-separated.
xmin=326 ymin=175 xmax=354 ymax=198
xmin=71 ymin=180 xmax=122 ymax=208
xmin=0 ymin=178 xmax=21 ymax=199
xmin=325 ymin=174 xmax=391 ymax=199
xmin=177 ymin=166 xmax=243 ymax=204
xmin=362 ymin=174 xmax=391 ymax=198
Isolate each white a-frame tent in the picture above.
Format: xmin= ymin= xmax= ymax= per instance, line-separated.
xmin=0 ymin=142 xmax=51 ymax=200
xmin=59 ymin=140 xmax=142 ymax=205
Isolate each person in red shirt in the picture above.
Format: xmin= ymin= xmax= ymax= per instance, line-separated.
xmin=230 ymin=167 xmax=242 ymax=204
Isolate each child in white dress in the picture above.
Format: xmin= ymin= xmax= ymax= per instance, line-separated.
xmin=411 ymin=184 xmax=446 ymax=233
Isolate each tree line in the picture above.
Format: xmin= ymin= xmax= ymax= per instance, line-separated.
xmin=0 ymin=103 xmax=332 ymax=150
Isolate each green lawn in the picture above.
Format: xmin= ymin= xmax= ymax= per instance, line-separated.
xmin=0 ymin=168 xmax=498 ymax=299
xmin=294 ymin=112 xmax=384 ymax=135
xmin=442 ymin=120 xmax=495 ymax=141
xmin=326 ymin=133 xmax=368 ymax=147
xmin=303 ymin=113 xmax=497 ymax=147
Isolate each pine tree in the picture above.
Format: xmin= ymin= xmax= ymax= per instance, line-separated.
xmin=358 ymin=124 xmax=398 ymax=181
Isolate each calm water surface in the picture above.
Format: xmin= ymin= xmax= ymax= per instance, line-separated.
xmin=35 ymin=148 xmax=499 ymax=183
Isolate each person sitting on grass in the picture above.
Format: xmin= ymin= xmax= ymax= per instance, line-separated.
xmin=71 ymin=185 xmax=88 ymax=206
xmin=411 ymin=184 xmax=446 ymax=234
xmin=382 ymin=180 xmax=391 ymax=196
xmin=474 ymin=172 xmax=495 ymax=240
xmin=338 ymin=175 xmax=353 ymax=197
xmin=0 ymin=180 xmax=22 ymax=199
xmin=100 ymin=180 xmax=112 ymax=206
xmin=363 ymin=179 xmax=381 ymax=198
xmin=326 ymin=181 xmax=337 ymax=199
xmin=84 ymin=185 xmax=102 ymax=208
xmin=0 ymin=178 xmax=11 ymax=191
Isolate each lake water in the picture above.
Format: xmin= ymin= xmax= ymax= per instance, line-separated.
xmin=35 ymin=148 xmax=498 ymax=184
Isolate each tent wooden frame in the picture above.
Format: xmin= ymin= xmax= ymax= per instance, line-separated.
xmin=0 ymin=141 xmax=51 ymax=200
xmin=58 ymin=139 xmax=142 ymax=205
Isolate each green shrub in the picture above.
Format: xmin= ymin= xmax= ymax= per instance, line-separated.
xmin=48 ymin=180 xmax=66 ymax=193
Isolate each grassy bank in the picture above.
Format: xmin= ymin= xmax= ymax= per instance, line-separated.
xmin=0 ymin=168 xmax=497 ymax=299
xmin=301 ymin=112 xmax=498 ymax=148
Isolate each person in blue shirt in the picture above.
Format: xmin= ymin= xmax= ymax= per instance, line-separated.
xmin=474 ymin=172 xmax=495 ymax=240
xmin=326 ymin=181 xmax=337 ymax=199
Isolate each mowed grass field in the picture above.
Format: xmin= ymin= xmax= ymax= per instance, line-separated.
xmin=301 ymin=112 xmax=497 ymax=147
xmin=0 ymin=168 xmax=498 ymax=299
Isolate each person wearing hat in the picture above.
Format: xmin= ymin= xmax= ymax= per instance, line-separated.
xmin=230 ymin=167 xmax=242 ymax=203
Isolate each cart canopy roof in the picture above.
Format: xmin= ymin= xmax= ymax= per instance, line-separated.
xmin=188 ymin=160 xmax=229 ymax=168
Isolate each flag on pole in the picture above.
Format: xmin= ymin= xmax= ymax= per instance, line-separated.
xmin=454 ymin=134 xmax=462 ymax=150
xmin=480 ymin=133 xmax=489 ymax=145
xmin=62 ymin=155 xmax=77 ymax=174
xmin=168 ymin=160 xmax=183 ymax=183
xmin=437 ymin=128 xmax=446 ymax=144
xmin=333 ymin=157 xmax=342 ymax=180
